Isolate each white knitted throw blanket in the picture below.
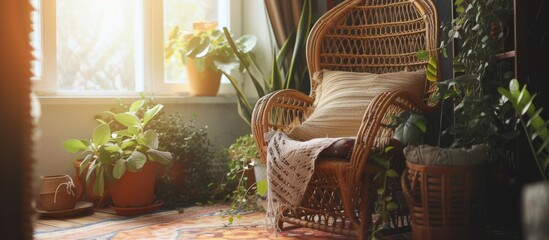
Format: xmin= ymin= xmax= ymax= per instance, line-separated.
xmin=265 ymin=131 xmax=342 ymax=231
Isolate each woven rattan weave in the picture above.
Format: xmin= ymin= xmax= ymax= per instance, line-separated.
xmin=252 ymin=0 xmax=439 ymax=239
xmin=402 ymin=162 xmax=481 ymax=240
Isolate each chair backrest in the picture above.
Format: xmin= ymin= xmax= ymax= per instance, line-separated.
xmin=306 ymin=0 xmax=439 ymax=99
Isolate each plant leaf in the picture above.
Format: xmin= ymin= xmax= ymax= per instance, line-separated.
xmin=256 ymin=179 xmax=268 ymax=196
xmin=386 ymin=169 xmax=399 ymax=177
xmin=285 ymin=0 xmax=312 ymax=89
xmin=113 ymin=158 xmax=126 ymax=179
xmin=426 ymin=57 xmax=437 ymax=82
xmin=63 ymin=139 xmax=89 ymax=153
xmin=416 ymin=50 xmax=429 ymax=61
xmin=93 ymin=124 xmax=111 ymax=146
xmin=222 ymin=27 xmax=265 ymax=97
xmin=129 ymin=100 xmax=145 ymax=114
xmin=147 ymin=149 xmax=173 ymax=166
xmin=386 ymin=202 xmax=399 ymax=211
xmin=103 ymin=143 xmax=121 ymax=153
xmin=126 ymin=150 xmax=147 ymax=172
xmin=120 ymin=140 xmax=136 ymax=150
xmin=139 ymin=130 xmax=160 ymax=149
xmin=114 ymin=113 xmax=142 ymax=129
xmin=236 ymin=35 xmax=257 ymax=53
xmin=394 ymin=112 xmax=426 ymax=145
xmin=93 ymin=168 xmax=105 ymax=196
xmin=143 ymin=104 xmax=164 ymax=126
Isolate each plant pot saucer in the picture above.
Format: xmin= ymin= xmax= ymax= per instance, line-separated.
xmin=35 ymin=201 xmax=94 ymax=218
xmin=111 ymin=200 xmax=163 ymax=216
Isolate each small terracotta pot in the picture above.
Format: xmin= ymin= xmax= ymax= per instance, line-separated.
xmin=39 ymin=174 xmax=77 ymax=211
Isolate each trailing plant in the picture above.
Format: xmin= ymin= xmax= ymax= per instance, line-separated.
xmin=369 ymin=112 xmax=427 ymax=239
xmin=155 ymin=113 xmax=216 ymax=207
xmin=498 ymin=79 xmax=549 ymax=182
xmin=218 ymin=134 xmax=267 ymax=225
xmin=442 ymin=0 xmax=512 ymax=87
xmin=216 ymin=0 xmax=313 ymax=126
xmin=63 ymin=100 xmax=173 ymax=196
xmin=415 ymin=0 xmax=514 ymax=150
xmin=369 ymin=146 xmax=401 ymax=240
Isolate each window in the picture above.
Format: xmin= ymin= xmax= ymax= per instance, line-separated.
xmin=30 ymin=0 xmax=239 ymax=96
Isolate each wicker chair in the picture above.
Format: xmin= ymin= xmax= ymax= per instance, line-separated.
xmin=252 ymin=0 xmax=439 ymax=239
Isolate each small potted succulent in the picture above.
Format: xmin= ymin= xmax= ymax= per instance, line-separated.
xmin=63 ymin=100 xmax=172 ymax=212
xmin=164 ymin=21 xmax=256 ymax=96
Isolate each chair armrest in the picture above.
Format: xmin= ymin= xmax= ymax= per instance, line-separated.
xmin=251 ymin=89 xmax=314 ymax=164
xmin=348 ymin=90 xmax=434 ymax=184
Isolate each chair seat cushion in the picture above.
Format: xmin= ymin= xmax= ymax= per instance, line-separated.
xmin=288 ymin=69 xmax=426 ymax=141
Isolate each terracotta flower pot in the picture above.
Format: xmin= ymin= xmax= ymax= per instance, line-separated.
xmin=39 ymin=174 xmax=77 ymax=211
xmin=185 ymin=58 xmax=221 ymax=96
xmin=165 ymin=161 xmax=189 ymax=193
xmin=108 ymin=161 xmax=158 ymax=208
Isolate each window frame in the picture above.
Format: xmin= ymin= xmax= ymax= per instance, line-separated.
xmin=32 ymin=0 xmax=241 ymax=97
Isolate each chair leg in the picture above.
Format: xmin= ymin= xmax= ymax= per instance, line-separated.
xmin=276 ymin=216 xmax=284 ymax=230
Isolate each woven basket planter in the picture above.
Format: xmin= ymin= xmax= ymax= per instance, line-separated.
xmin=401 ymin=145 xmax=486 ymax=240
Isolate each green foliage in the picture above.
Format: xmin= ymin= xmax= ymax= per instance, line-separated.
xmin=63 ymin=100 xmax=173 ymax=196
xmin=218 ymin=134 xmax=264 ymax=225
xmin=499 ymin=79 xmax=549 ymax=181
xmin=219 ymin=0 xmax=313 ymax=126
xmin=416 ymin=0 xmax=514 ymax=151
xmin=165 ymin=21 xmax=257 ymax=72
xmin=369 ymin=147 xmax=404 ymax=239
xmin=155 ymin=113 xmax=217 ymax=207
xmin=369 ymin=113 xmax=427 ymax=239
xmin=392 ymin=112 xmax=427 ymax=145
xmin=443 ymin=0 xmax=512 ymax=83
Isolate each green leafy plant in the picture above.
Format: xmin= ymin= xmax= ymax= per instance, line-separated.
xmin=415 ymin=0 xmax=514 ymax=150
xmin=498 ymin=79 xmax=549 ymax=182
xmin=155 ymin=113 xmax=216 ymax=207
xmin=370 ymin=112 xmax=427 ymax=239
xmin=165 ymin=21 xmax=257 ymax=73
xmin=216 ymin=0 xmax=313 ymax=126
xmin=218 ymin=134 xmax=267 ymax=225
xmin=63 ymin=100 xmax=173 ymax=196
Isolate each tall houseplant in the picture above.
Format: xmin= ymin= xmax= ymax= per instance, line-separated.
xmin=63 ymin=100 xmax=172 ymax=208
xmin=165 ymin=21 xmax=256 ymax=96
xmin=393 ymin=1 xmax=514 ymax=238
xmin=216 ymin=0 xmax=313 ymax=126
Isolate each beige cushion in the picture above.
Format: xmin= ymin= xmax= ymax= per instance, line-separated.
xmin=288 ymin=69 xmax=427 ymax=141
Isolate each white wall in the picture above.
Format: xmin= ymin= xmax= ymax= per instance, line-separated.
xmin=32 ymin=1 xmax=272 ymax=194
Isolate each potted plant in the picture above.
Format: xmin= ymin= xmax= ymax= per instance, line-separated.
xmin=392 ymin=0 xmax=516 ymax=237
xmin=165 ymin=21 xmax=256 ymax=96
xmin=219 ymin=133 xmax=267 ymax=225
xmin=498 ymin=79 xmax=549 ymax=239
xmin=155 ymin=113 xmax=215 ymax=208
xmin=63 ymin=99 xmax=172 ymax=212
xmin=218 ymin=0 xmax=313 ymax=126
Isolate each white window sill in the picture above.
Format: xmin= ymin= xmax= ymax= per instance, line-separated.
xmin=37 ymin=94 xmax=240 ymax=105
